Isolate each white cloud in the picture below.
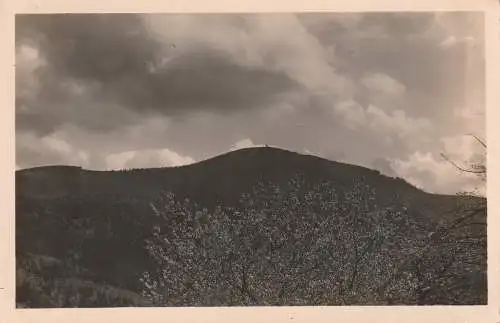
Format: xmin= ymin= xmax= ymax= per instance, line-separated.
xmin=230 ymin=138 xmax=262 ymax=151
xmin=41 ymin=135 xmax=89 ymax=167
xmin=105 ymin=151 xmax=136 ymax=170
xmin=420 ymin=12 xmax=482 ymax=45
xmin=441 ymin=134 xmax=486 ymax=169
xmin=298 ymin=14 xmax=363 ymax=34
xmin=263 ymin=101 xmax=297 ymax=121
xmin=334 ymin=100 xmax=367 ymax=130
xmin=17 ymin=132 xmax=90 ymax=168
xmin=248 ymin=15 xmax=353 ymax=98
xmin=16 ymin=44 xmax=45 ymax=99
xmin=16 ymin=44 xmax=44 ymax=72
xmin=332 ymin=98 xmax=432 ymax=139
xmin=362 ymin=73 xmax=406 ymax=96
xmin=453 ymin=105 xmax=483 ymax=120
xmin=329 ymin=100 xmax=434 ymax=162
xmin=59 ymin=78 xmax=96 ymax=97
xmin=105 ymin=148 xmax=195 ymax=170
xmin=145 ymin=14 xmax=354 ymax=103
xmin=366 ymin=105 xmax=432 ymax=138
xmin=361 ymin=73 xmax=406 ymax=111
xmin=439 ymin=35 xmax=476 ymax=49
xmin=452 ymin=105 xmax=485 ymax=139
xmin=390 ymin=140 xmax=485 ymax=195
xmin=331 ymin=101 xmax=432 ymax=143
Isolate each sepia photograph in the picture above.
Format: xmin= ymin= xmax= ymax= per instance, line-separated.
xmin=14 ymin=12 xmax=487 ymax=308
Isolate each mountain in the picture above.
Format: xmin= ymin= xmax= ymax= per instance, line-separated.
xmin=15 ymin=147 xmax=487 ymax=307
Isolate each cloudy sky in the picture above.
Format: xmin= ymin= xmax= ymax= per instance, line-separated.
xmin=15 ymin=12 xmax=485 ymax=194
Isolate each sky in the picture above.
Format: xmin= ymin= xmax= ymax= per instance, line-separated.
xmin=15 ymin=12 xmax=486 ymax=195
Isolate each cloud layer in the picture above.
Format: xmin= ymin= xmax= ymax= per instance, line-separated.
xmin=15 ymin=13 xmax=485 ymax=194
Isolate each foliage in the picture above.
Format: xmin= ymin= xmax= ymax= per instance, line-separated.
xmin=141 ymin=174 xmax=484 ymax=306
xmin=16 ymin=253 xmax=151 ymax=307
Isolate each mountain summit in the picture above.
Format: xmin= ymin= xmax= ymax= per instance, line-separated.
xmin=17 ymin=147 xmax=419 ymax=200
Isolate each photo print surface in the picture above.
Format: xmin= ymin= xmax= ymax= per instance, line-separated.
xmin=15 ymin=12 xmax=486 ymax=307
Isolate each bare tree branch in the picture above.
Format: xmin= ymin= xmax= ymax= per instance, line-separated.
xmin=466 ymin=134 xmax=487 ymax=148
xmin=440 ymin=153 xmax=486 ymax=174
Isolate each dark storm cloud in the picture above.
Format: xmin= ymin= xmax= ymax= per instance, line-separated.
xmin=16 ymin=14 xmax=156 ymax=134
xmin=16 ymin=14 xmax=160 ymax=82
xmin=103 ymin=49 xmax=300 ymax=114
xmin=15 ymin=65 xmax=142 ymax=135
xmin=15 ymin=14 xmax=300 ymax=136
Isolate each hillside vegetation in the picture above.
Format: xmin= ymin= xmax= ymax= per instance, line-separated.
xmin=16 ymin=147 xmax=486 ymax=307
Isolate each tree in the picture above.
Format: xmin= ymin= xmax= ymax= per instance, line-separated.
xmin=140 ymin=139 xmax=487 ymax=306
xmin=408 ymin=134 xmax=488 ymax=304
xmin=374 ymin=134 xmax=488 ymax=305
xmin=140 ymin=174 xmax=432 ymax=306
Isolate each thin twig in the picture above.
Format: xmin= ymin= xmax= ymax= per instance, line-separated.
xmin=440 ymin=153 xmax=486 ymax=174
xmin=466 ymin=134 xmax=487 ymax=148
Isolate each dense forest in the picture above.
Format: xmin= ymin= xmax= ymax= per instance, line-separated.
xmin=15 ymin=147 xmax=486 ymax=307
